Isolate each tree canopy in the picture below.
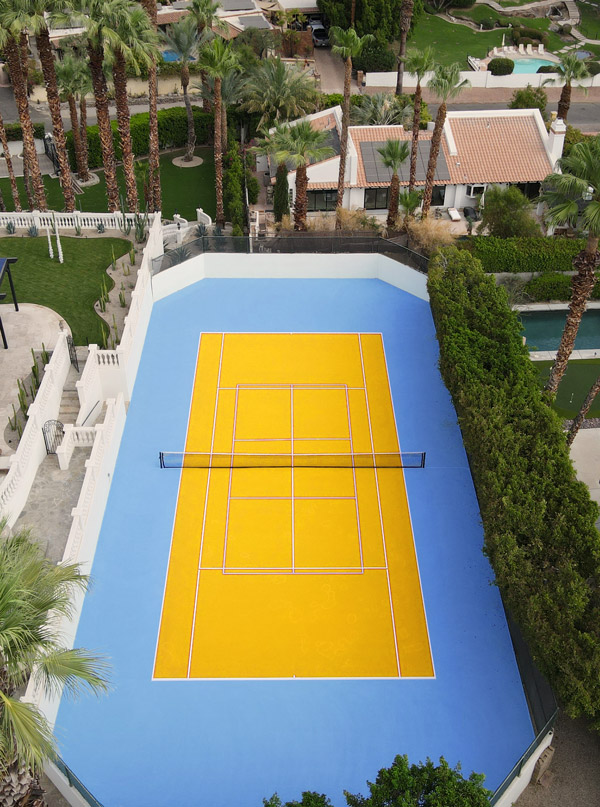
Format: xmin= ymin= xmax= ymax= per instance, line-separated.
xmin=317 ymin=0 xmax=423 ymax=42
xmin=479 ymin=185 xmax=541 ymax=238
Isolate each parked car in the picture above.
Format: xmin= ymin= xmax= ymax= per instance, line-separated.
xmin=463 ymin=205 xmax=481 ymax=221
xmin=311 ymin=23 xmax=329 ymax=47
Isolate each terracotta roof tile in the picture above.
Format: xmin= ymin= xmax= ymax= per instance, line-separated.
xmin=157 ymin=9 xmax=189 ymax=24
xmin=445 ymin=116 xmax=552 ymax=184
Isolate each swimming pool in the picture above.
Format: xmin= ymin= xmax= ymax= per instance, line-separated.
xmin=521 ymin=309 xmax=600 ymax=351
xmin=161 ymin=49 xmax=196 ymax=62
xmin=512 ymin=57 xmax=557 ymax=74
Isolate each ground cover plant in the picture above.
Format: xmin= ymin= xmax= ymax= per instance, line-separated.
xmin=428 ymin=246 xmax=600 ymax=728
xmin=0 ymin=148 xmax=216 ymax=222
xmin=535 ymin=359 xmax=600 ymax=419
xmin=0 ymin=236 xmax=129 ymax=344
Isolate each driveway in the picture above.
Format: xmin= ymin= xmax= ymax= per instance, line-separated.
xmin=312 ymin=47 xmax=345 ymax=94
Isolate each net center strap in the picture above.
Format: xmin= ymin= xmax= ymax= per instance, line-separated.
xmin=159 ymin=452 xmax=426 ymax=469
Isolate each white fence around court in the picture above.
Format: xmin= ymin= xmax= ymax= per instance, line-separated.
xmin=0 ymin=333 xmax=71 ymax=528
xmin=365 ymin=68 xmax=600 ymax=89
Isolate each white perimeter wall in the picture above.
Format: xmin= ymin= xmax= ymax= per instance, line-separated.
xmin=152 ymin=252 xmax=429 ymax=303
xmin=366 ymin=69 xmax=600 ymax=89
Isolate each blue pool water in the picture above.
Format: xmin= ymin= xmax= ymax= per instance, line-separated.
xmin=521 ymin=310 xmax=600 ymax=351
xmin=55 ymin=276 xmax=534 ymax=806
xmin=161 ymin=49 xmax=196 ymax=62
xmin=512 ymin=57 xmax=557 ymax=73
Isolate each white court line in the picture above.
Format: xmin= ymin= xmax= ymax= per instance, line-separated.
xmin=186 ymin=332 xmax=225 ymax=679
xmin=358 ymin=334 xmax=401 ymax=678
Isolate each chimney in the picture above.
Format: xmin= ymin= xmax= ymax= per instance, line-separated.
xmin=547 ymin=117 xmax=566 ymax=168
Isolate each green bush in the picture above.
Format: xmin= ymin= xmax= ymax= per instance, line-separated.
xmin=562 ymin=23 xmax=572 ymax=34
xmin=466 ymin=236 xmax=586 ymax=273
xmin=479 ymin=17 xmax=496 ymax=30
xmin=246 ymin=171 xmax=260 ymax=205
xmin=353 ymin=39 xmax=396 ymax=73
xmin=223 ymin=143 xmax=246 ymax=232
xmin=563 ymin=124 xmax=589 ymax=157
xmin=319 ymin=93 xmax=344 ymax=109
xmin=537 ymin=65 xmax=557 ymax=73
xmin=488 ymin=57 xmax=514 ymax=76
xmin=587 ymin=61 xmax=600 ymax=76
xmin=524 ymin=272 xmax=572 ymax=300
xmin=428 ymin=246 xmax=600 ymax=727
xmin=4 ymin=122 xmax=45 ymax=142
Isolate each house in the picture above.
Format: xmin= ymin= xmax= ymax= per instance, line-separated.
xmin=260 ymin=106 xmax=566 ymax=216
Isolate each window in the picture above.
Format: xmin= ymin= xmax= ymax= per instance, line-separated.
xmin=306 ymin=190 xmax=337 ymax=212
xmin=431 ymin=186 xmax=446 ymax=207
xmin=364 ymin=188 xmax=389 ymax=210
xmin=514 ymin=182 xmax=541 ymax=201
xmin=466 ymin=184 xmax=486 ymax=198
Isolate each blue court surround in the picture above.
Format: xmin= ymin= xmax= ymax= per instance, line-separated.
xmin=55 ymin=278 xmax=534 ymax=806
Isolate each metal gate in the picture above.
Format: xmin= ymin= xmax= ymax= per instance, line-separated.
xmin=43 ymin=133 xmax=61 ymax=176
xmin=66 ymin=334 xmax=79 ymax=372
xmin=42 ymin=420 xmax=64 ymax=455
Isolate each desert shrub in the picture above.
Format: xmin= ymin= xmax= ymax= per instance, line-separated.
xmin=524 ymin=272 xmax=572 ymax=300
xmin=407 ymin=217 xmax=456 ymax=255
xmin=353 ymin=39 xmax=396 ymax=73
xmin=488 ymin=57 xmax=514 ymax=76
xmin=509 ymin=84 xmax=548 ymax=119
xmin=466 ymin=236 xmax=586 ymax=273
xmin=428 ymin=246 xmax=600 ymax=727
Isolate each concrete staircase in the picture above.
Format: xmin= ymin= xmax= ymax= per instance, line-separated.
xmin=57 ymin=347 xmax=88 ymax=425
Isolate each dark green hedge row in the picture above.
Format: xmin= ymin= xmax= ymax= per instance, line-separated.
xmin=524 ymin=271 xmax=600 ymax=301
xmin=66 ymin=106 xmax=213 ymax=170
xmin=466 ymin=236 xmax=586 ymax=274
xmin=4 ymin=122 xmax=45 ymax=142
xmin=428 ymin=247 xmax=600 ymax=727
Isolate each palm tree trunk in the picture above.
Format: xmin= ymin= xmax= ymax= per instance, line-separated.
xmin=545 ymin=238 xmax=600 ymax=395
xmin=22 ymin=156 xmax=34 ymax=210
xmin=335 ymin=56 xmax=352 ymax=229
xmin=567 ymin=371 xmax=600 ymax=446
xmin=181 ymin=65 xmax=196 ymax=162
xmin=201 ymin=70 xmax=211 ymax=113
xmin=88 ymin=41 xmax=119 ymax=212
xmin=409 ymin=81 xmax=422 ymax=193
xmin=113 ymin=50 xmax=138 ymax=212
xmin=387 ymin=173 xmax=400 ymax=229
xmin=79 ymin=95 xmax=88 ymax=163
xmin=421 ymin=101 xmax=446 ymax=217
xmin=222 ymin=104 xmax=227 ymax=153
xmin=4 ymin=37 xmax=47 ymax=211
xmin=214 ymin=76 xmax=225 ymax=228
xmin=69 ymin=95 xmax=88 ymax=182
xmin=557 ymin=82 xmax=571 ymax=122
xmin=351 ymin=0 xmax=356 ymax=27
xmin=36 ymin=28 xmax=75 ymax=212
xmin=0 ymin=110 xmax=22 ymax=211
xmin=395 ymin=33 xmax=408 ymax=96
xmin=294 ymin=163 xmax=308 ymax=231
xmin=141 ymin=0 xmax=162 ymax=211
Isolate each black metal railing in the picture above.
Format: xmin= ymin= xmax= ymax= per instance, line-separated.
xmin=54 ymin=756 xmax=104 ymax=807
xmin=157 ymin=234 xmax=429 ymax=275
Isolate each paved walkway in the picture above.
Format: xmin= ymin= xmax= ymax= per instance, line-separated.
xmin=0 ymin=304 xmax=69 ymax=458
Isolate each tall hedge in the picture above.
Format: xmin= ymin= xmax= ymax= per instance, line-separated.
xmin=466 ymin=236 xmax=586 ymax=273
xmin=428 ymin=247 xmax=600 ymax=727
xmin=4 ymin=122 xmax=45 ymax=141
xmin=66 ymin=106 xmax=213 ymax=170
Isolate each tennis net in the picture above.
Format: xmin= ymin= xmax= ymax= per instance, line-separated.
xmin=159 ymin=451 xmax=426 ymax=469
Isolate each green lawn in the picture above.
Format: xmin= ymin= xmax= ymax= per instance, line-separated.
xmin=577 ymin=1 xmax=600 ymax=41
xmin=409 ymin=13 xmax=504 ymax=66
xmin=452 ymin=7 xmax=565 ymax=52
xmin=0 ymin=236 xmax=129 ymax=345
xmin=536 ymin=359 xmax=600 ymax=418
xmin=0 ymin=147 xmax=216 ymax=222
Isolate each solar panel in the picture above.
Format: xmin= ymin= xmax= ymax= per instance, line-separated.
xmin=221 ymin=0 xmax=255 ymax=11
xmin=360 ymin=140 xmax=450 ymax=184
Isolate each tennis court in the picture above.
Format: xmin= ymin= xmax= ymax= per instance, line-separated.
xmin=154 ymin=333 xmax=433 ymax=680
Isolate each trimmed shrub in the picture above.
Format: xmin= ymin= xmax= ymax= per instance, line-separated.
xmin=537 ymin=64 xmax=557 ymax=73
xmin=428 ymin=246 xmax=600 ymax=727
xmin=4 ymin=122 xmax=45 ymax=141
xmin=562 ymin=23 xmax=572 ymax=34
xmin=587 ymin=61 xmax=600 ymax=76
xmin=488 ymin=57 xmax=514 ymax=76
xmin=353 ymin=39 xmax=396 ymax=73
xmin=479 ymin=17 xmax=496 ymax=30
xmin=466 ymin=236 xmax=586 ymax=273
xmin=524 ymin=272 xmax=572 ymax=300
xmin=246 ymin=171 xmax=260 ymax=205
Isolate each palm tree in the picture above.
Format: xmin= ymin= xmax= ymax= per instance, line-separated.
xmin=0 ymin=524 xmax=109 ymax=806
xmin=330 ymin=27 xmax=374 ymax=228
xmin=422 ymin=63 xmax=470 ymax=217
xmin=395 ymin=0 xmax=414 ymax=96
xmin=242 ymin=58 xmax=318 ymax=130
xmin=108 ymin=4 xmax=158 ymax=211
xmin=3 ymin=0 xmax=76 ymax=211
xmin=398 ymin=188 xmax=422 ymax=231
xmin=268 ymin=121 xmax=334 ymax=231
xmin=198 ymin=37 xmax=240 ymax=227
xmin=377 ymin=139 xmax=410 ymax=229
xmin=552 ymin=52 xmax=590 ymax=122
xmin=162 ymin=16 xmax=202 ymax=163
xmin=541 ymin=136 xmax=600 ymax=396
xmin=55 ymin=52 xmax=90 ymax=182
xmin=197 ymin=70 xmax=245 ymax=150
xmin=0 ymin=18 xmax=47 ymax=211
xmin=189 ymin=0 xmax=226 ymax=112
xmin=0 ymin=108 xmax=21 ymax=210
xmin=350 ymin=93 xmax=412 ymax=126
xmin=404 ymin=47 xmax=435 ymax=193
xmin=140 ymin=0 xmax=161 ymax=210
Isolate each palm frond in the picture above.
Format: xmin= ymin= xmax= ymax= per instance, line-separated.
xmin=0 ymin=692 xmax=56 ymax=774
xmin=36 ymin=648 xmax=111 ymax=699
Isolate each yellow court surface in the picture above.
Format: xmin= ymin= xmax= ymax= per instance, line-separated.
xmin=154 ymin=333 xmax=433 ymax=679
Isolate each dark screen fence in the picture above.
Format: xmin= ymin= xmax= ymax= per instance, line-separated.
xmin=159 ymin=450 xmax=426 ymax=469
xmin=157 ymin=234 xmax=429 ymax=275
